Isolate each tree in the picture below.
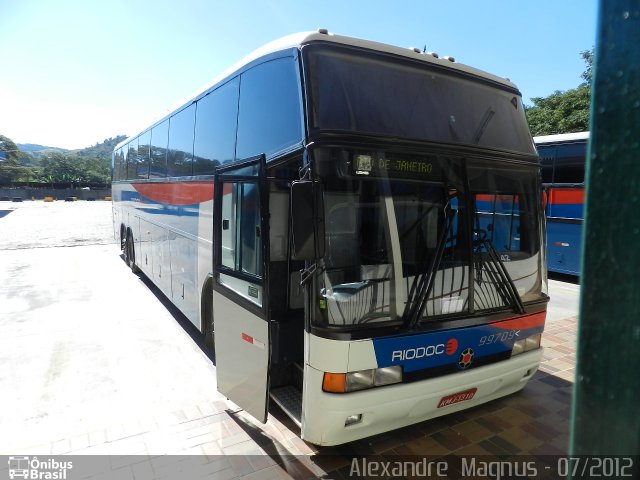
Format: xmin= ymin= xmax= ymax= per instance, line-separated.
xmin=0 ymin=134 xmax=34 ymax=183
xmin=580 ymin=49 xmax=593 ymax=86
xmin=38 ymin=152 xmax=111 ymax=184
xmin=525 ymin=48 xmax=594 ymax=136
xmin=40 ymin=153 xmax=85 ymax=185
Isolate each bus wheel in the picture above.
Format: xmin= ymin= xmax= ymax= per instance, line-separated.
xmin=203 ymin=286 xmax=215 ymax=360
xmin=120 ymin=225 xmax=126 ymax=251
xmin=125 ymin=230 xmax=140 ymax=273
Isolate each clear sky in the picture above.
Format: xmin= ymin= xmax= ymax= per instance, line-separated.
xmin=0 ymin=0 xmax=598 ymax=150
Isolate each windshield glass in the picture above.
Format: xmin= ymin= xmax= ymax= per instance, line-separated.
xmin=303 ymin=44 xmax=536 ymax=156
xmin=314 ymin=149 xmax=544 ymax=330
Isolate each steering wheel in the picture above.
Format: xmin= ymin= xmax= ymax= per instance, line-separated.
xmin=473 ymin=228 xmax=487 ymax=242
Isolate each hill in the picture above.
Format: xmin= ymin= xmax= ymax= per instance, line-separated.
xmin=17 ymin=136 xmax=128 ymax=161
xmin=3 ymin=135 xmax=128 ymax=184
xmin=17 ymin=143 xmax=68 ymax=157
xmin=72 ymin=135 xmax=127 ymax=160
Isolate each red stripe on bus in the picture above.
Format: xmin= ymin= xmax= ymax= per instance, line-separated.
xmin=133 ymin=182 xmax=214 ymax=205
xmin=476 ymin=194 xmax=520 ymax=203
xmin=490 ymin=311 xmax=546 ymax=330
xmin=547 ymin=188 xmax=584 ymax=205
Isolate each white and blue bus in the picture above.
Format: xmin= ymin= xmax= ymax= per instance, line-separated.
xmin=535 ymin=131 xmax=588 ymax=276
xmin=112 ymin=31 xmax=548 ymax=446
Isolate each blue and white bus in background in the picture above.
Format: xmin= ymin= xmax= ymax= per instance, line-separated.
xmin=535 ymin=132 xmax=588 ymax=276
xmin=112 ymin=30 xmax=548 ymax=446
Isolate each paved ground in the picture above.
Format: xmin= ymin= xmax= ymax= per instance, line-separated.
xmin=0 ymin=200 xmax=580 ymax=478
xmin=0 ymin=200 xmax=114 ymax=250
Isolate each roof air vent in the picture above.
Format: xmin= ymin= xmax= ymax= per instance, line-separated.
xmin=411 ymin=47 xmax=421 ymax=53
xmin=426 ymin=51 xmax=439 ymax=58
xmin=443 ymin=56 xmax=456 ymax=62
xmin=317 ymin=28 xmax=329 ymax=35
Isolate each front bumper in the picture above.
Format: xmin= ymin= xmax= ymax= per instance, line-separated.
xmin=301 ymin=348 xmax=543 ymax=446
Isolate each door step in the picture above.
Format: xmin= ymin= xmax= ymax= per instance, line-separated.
xmin=270 ymin=386 xmax=302 ymax=427
xmin=293 ymin=362 xmax=304 ymax=391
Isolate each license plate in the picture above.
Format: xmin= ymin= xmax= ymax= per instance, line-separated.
xmin=437 ymin=388 xmax=477 ymax=408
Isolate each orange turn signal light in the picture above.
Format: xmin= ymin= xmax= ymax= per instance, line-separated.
xmin=322 ymin=372 xmax=346 ymax=393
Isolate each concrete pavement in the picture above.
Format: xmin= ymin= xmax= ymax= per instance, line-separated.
xmin=0 ymin=201 xmax=581 ymax=478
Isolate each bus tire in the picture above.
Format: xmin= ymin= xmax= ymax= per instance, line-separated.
xmin=125 ymin=230 xmax=140 ymax=273
xmin=120 ymin=224 xmax=126 ymax=251
xmin=203 ymin=282 xmax=215 ymax=360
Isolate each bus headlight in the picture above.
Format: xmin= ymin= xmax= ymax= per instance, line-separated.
xmin=323 ymin=366 xmax=403 ymax=393
xmin=346 ymin=369 xmax=375 ymax=391
xmin=374 ymin=366 xmax=403 ymax=386
xmin=512 ymin=333 xmax=542 ymax=357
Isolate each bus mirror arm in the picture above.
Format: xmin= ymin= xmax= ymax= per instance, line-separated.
xmin=290 ymin=180 xmax=325 ymax=262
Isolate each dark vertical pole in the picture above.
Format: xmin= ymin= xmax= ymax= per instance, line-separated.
xmin=570 ymin=2 xmax=640 ymax=457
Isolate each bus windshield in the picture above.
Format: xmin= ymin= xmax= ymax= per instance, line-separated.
xmin=314 ymin=149 xmax=544 ymax=329
xmin=303 ymin=44 xmax=536 ymax=155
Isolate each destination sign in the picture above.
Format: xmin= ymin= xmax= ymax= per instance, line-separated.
xmin=352 ymin=152 xmax=440 ymax=180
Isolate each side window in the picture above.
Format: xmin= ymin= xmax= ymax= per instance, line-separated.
xmin=150 ymin=120 xmax=169 ymax=178
xmin=121 ymin=144 xmax=128 ymax=181
xmin=220 ymin=182 xmax=262 ymax=278
xmin=537 ymin=145 xmax=555 ymax=183
xmin=137 ymin=131 xmax=151 ymax=179
xmin=167 ymin=104 xmax=195 ymax=177
xmin=113 ymin=148 xmax=121 ymax=181
xmin=127 ymin=138 xmax=138 ymax=180
xmin=236 ymin=57 xmax=303 ymax=160
xmin=554 ymin=142 xmax=586 ymax=184
xmin=218 ymin=177 xmax=263 ymax=307
xmin=194 ymin=78 xmax=239 ymax=174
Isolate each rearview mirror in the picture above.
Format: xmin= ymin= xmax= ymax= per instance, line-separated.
xmin=290 ymin=180 xmax=325 ymax=261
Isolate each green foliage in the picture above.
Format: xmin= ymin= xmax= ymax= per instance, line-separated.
xmin=525 ymin=48 xmax=594 ymax=136
xmin=73 ymin=135 xmax=127 ymax=159
xmin=525 ymin=85 xmax=591 ymax=136
xmin=1 ymin=134 xmax=123 ymax=184
xmin=0 ymin=135 xmax=34 ymax=183
xmin=580 ymin=49 xmax=593 ymax=86
xmin=39 ymin=152 xmax=111 ymax=184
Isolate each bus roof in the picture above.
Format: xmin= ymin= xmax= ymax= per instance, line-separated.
xmin=211 ymin=30 xmax=520 ymax=90
xmin=116 ymin=30 xmax=522 ymax=151
xmin=534 ymin=131 xmax=590 ymax=145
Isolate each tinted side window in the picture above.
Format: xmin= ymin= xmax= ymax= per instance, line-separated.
xmin=121 ymin=144 xmax=128 ymax=180
xmin=220 ymin=182 xmax=262 ymax=277
xmin=127 ymin=138 xmax=138 ymax=180
xmin=537 ymin=145 xmax=555 ymax=183
xmin=554 ymin=142 xmax=586 ymax=183
xmin=236 ymin=57 xmax=302 ymax=160
xmin=194 ymin=78 xmax=240 ymax=174
xmin=113 ymin=148 xmax=121 ymax=181
xmin=150 ymin=120 xmax=169 ymax=178
xmin=137 ymin=130 xmax=151 ymax=179
xmin=167 ymin=104 xmax=195 ymax=177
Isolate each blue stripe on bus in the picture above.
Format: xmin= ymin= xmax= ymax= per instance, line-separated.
xmin=547 ymin=203 xmax=583 ymax=219
xmin=121 ymin=190 xmax=200 ymax=217
xmin=372 ymin=321 xmax=543 ymax=372
xmin=547 ymin=221 xmax=582 ymax=275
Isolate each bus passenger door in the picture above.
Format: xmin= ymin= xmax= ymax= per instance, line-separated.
xmin=212 ymin=155 xmax=271 ymax=422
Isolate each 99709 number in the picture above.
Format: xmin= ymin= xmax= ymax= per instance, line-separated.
xmin=478 ymin=331 xmax=516 ymax=346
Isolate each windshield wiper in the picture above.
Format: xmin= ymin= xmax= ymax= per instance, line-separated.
xmin=473 ymin=107 xmax=495 ymax=144
xmin=474 ymin=239 xmax=525 ymax=315
xmin=402 ymin=208 xmax=456 ymax=329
